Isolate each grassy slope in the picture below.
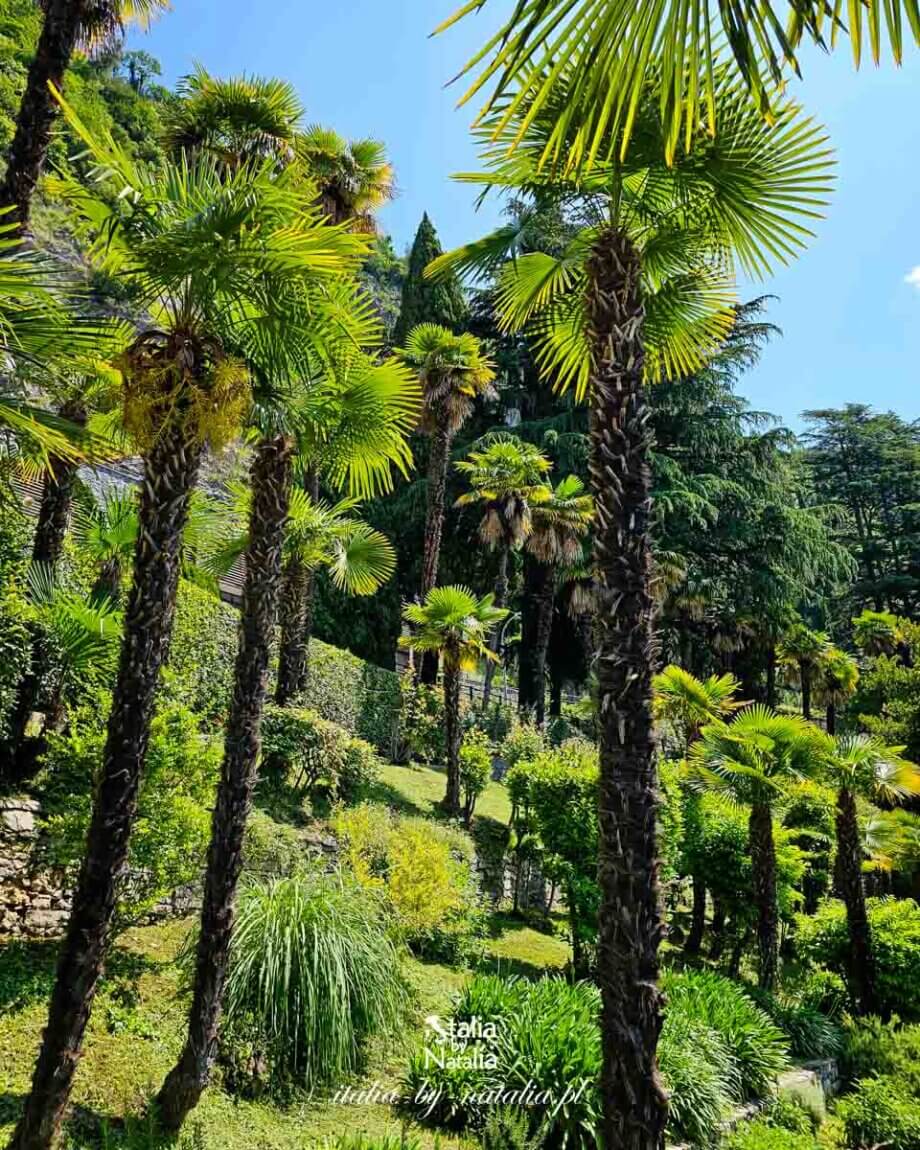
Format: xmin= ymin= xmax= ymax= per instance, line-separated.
xmin=0 ymin=764 xmax=569 ymax=1149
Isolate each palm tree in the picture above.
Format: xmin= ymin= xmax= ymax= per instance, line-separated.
xmin=652 ymin=666 xmax=743 ymax=954
xmin=778 ymin=622 xmax=830 ymax=721
xmin=71 ymin=487 xmax=140 ymax=604
xmin=296 ymin=124 xmax=395 ymax=229
xmin=821 ymin=734 xmax=920 ymax=1015
xmin=518 ymin=474 xmax=593 ymax=723
xmin=852 ymin=608 xmax=911 ymax=663
xmin=8 ymin=94 xmax=365 ymax=1150
xmin=401 ymin=586 xmax=507 ymax=813
xmin=437 ymin=0 xmax=919 ymax=169
xmin=690 ymin=706 xmax=826 ymax=989
xmin=397 ymin=324 xmax=495 ymax=680
xmin=431 ymin=77 xmax=832 ymax=1148
xmin=815 ymin=646 xmax=859 ymax=735
xmin=0 ymin=0 xmax=167 ymax=229
xmin=273 ymin=349 xmax=419 ymax=705
xmin=455 ymin=433 xmax=552 ymax=704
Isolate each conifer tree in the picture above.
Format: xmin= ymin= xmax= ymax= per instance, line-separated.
xmin=392 ymin=213 xmax=467 ymax=347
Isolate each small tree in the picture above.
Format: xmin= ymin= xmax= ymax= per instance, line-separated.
xmin=821 ymin=734 xmax=920 ymax=1014
xmin=815 ymin=646 xmax=859 ymax=735
xmin=392 ymin=213 xmax=468 ymax=347
xmin=401 ymin=587 xmax=507 ymax=814
xmin=778 ymin=622 xmax=829 ymax=721
xmin=459 ymin=727 xmax=493 ymax=824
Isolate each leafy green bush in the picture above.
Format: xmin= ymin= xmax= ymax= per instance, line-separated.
xmin=242 ymin=809 xmax=304 ymax=878
xmin=722 ymin=1118 xmax=818 ymax=1150
xmin=796 ymin=897 xmax=920 ymax=1019
xmin=220 ymin=870 xmax=407 ymax=1093
xmin=459 ymin=727 xmax=492 ymax=822
xmin=166 ymin=578 xmax=238 ymax=722
xmin=260 ymin=705 xmax=381 ymax=807
xmin=40 ymin=698 xmax=220 ymax=922
xmin=840 ymin=1016 xmax=920 ymax=1094
xmin=305 ymin=637 xmax=401 ymax=754
xmin=333 ymin=804 xmax=485 ymax=964
xmin=661 ymin=970 xmax=790 ymax=1099
xmin=480 ymin=1108 xmax=542 ymax=1150
xmin=395 ymin=669 xmax=446 ymax=765
xmin=405 ymin=969 xmax=790 ymax=1147
xmin=836 ymin=1075 xmax=920 ymax=1150
xmin=499 ymin=719 xmax=545 ymax=771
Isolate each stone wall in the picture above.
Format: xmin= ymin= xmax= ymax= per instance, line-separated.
xmin=0 ymin=797 xmax=72 ymax=938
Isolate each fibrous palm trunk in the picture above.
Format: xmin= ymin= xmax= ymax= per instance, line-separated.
xmin=274 ymin=556 xmax=315 ymax=705
xmin=836 ymin=785 xmax=878 ymax=1015
xmin=442 ymin=653 xmax=462 ymax=814
xmin=10 ymin=420 xmax=202 ymax=1150
xmin=800 ymin=662 xmax=812 ymax=721
xmin=587 ymin=228 xmax=668 ymax=1150
xmin=749 ymin=800 xmax=778 ymax=990
xmin=0 ymin=0 xmax=85 ymax=229
xmin=91 ymin=558 xmax=122 ymax=605
xmin=419 ymin=421 xmax=451 ymax=684
xmin=481 ymin=546 xmax=508 ymax=708
xmin=518 ymin=554 xmax=548 ymax=718
xmin=157 ymin=434 xmax=293 ymax=1128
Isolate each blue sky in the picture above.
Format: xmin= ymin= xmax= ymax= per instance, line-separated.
xmin=130 ymin=2 xmax=920 ymax=429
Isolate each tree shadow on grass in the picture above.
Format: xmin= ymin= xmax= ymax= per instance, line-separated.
xmin=363 ymin=775 xmax=430 ymax=818
xmin=0 ymin=1096 xmax=187 ymax=1150
xmin=0 ymin=938 xmax=158 ymax=1015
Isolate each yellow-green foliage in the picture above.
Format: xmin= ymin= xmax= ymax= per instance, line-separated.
xmin=333 ymin=804 xmax=484 ymax=963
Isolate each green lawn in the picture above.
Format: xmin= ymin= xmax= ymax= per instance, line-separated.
xmin=374 ymin=761 xmax=512 ymax=826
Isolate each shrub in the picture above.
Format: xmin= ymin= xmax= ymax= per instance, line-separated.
xmin=836 ymin=1075 xmax=920 ymax=1150
xmin=722 ymin=1118 xmax=818 ymax=1150
xmin=166 ymin=578 xmax=238 ymax=722
xmin=260 ymin=705 xmax=381 ymax=808
xmin=661 ymin=970 xmax=790 ymax=1099
xmin=480 ymin=1108 xmax=542 ymax=1150
xmin=242 ymin=809 xmax=304 ymax=878
xmin=220 ymin=870 xmax=407 ymax=1092
xmin=305 ymin=637 xmax=402 ymax=753
xmin=749 ymin=987 xmax=843 ymax=1060
xmin=396 ymin=669 xmax=446 ymax=765
xmin=40 ymin=698 xmax=220 ymax=922
xmin=459 ymin=727 xmax=492 ymax=822
xmin=333 ymin=804 xmax=485 ymax=963
xmin=658 ymin=1013 xmax=737 ymax=1145
xmin=499 ymin=720 xmax=545 ymax=771
xmin=840 ymin=1016 xmax=920 ymax=1093
xmin=796 ymin=897 xmax=920 ymax=1018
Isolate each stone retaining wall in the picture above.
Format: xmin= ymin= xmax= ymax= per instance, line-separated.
xmin=0 ymin=797 xmax=72 ymax=938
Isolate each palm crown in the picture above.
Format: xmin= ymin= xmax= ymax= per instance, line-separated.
xmin=455 ymin=432 xmax=552 ymax=550
xmin=825 ymin=733 xmax=920 ymax=804
xmin=652 ymin=665 xmax=744 ymax=747
xmin=430 ymin=79 xmax=833 ymax=396
xmin=296 ymin=125 xmax=395 ymax=231
xmin=690 ymin=704 xmax=828 ymax=805
xmin=437 ymin=0 xmax=919 ymax=168
xmin=397 ymin=324 xmax=496 ymax=434
xmin=525 ymin=473 xmax=594 ymax=564
xmin=401 ymin=585 xmax=509 ymax=670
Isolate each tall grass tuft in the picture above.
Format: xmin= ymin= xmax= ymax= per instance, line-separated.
xmin=223 ymin=869 xmax=408 ymax=1087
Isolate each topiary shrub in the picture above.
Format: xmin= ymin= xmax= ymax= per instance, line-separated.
xmin=796 ymin=897 xmax=920 ymax=1019
xmin=836 ymin=1075 xmax=920 ymax=1150
xmin=218 ymin=870 xmax=407 ymax=1095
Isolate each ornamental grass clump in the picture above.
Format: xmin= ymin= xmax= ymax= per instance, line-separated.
xmin=222 ymin=870 xmax=408 ymax=1088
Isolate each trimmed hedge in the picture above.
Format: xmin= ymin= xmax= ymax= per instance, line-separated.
xmin=305 ymin=637 xmax=401 ymax=755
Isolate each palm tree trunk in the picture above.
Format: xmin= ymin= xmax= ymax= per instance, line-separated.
xmin=518 ymin=555 xmax=540 ymax=717
xmin=826 ymin=702 xmax=836 ymax=736
xmin=274 ymin=556 xmax=314 ymax=705
xmin=91 ymin=558 xmax=122 ymax=605
xmin=442 ymin=654 xmax=462 ymax=814
xmin=157 ymin=434 xmax=293 ymax=1129
xmin=10 ymin=420 xmax=202 ymax=1150
xmin=835 ymin=785 xmax=878 ymax=1015
xmin=709 ymin=900 xmax=727 ymax=959
xmin=749 ymin=800 xmax=778 ymax=990
xmin=481 ymin=547 xmax=508 ymax=708
xmin=684 ymin=876 xmax=706 ymax=955
xmin=32 ymin=402 xmax=86 ymax=567
xmin=0 ymin=0 xmax=85 ymax=229
xmin=766 ymin=645 xmax=777 ymax=709
xmin=800 ymin=662 xmax=812 ymax=721
xmin=533 ymin=572 xmax=554 ymax=727
xmin=419 ymin=422 xmax=451 ymax=685
xmin=588 ymin=227 xmax=668 ymax=1150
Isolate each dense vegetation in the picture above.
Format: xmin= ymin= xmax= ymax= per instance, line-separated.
xmin=1 ymin=2 xmax=919 ymax=1150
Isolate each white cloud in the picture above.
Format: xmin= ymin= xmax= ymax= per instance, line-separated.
xmin=905 ymin=266 xmax=920 ymax=289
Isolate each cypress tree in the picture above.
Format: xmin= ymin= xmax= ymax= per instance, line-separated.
xmin=392 ymin=213 xmax=467 ymax=347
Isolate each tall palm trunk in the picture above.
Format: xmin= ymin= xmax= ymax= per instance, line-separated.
xmin=274 ymin=556 xmax=315 ymax=705
xmin=749 ymin=800 xmax=778 ymax=990
xmin=518 ymin=554 xmax=547 ymax=718
xmin=10 ymin=421 xmax=202 ymax=1150
xmin=419 ymin=421 xmax=451 ymax=684
xmin=826 ymin=702 xmax=836 ymax=736
xmin=481 ymin=546 xmax=508 ymax=707
xmin=442 ymin=651 xmax=462 ymax=814
xmin=32 ymin=401 xmax=86 ymax=566
xmin=532 ymin=572 xmax=554 ymax=727
xmin=588 ymin=227 xmax=668 ymax=1150
xmin=800 ymin=661 xmax=812 ymax=721
xmin=157 ymin=435 xmax=293 ymax=1128
xmin=0 ymin=0 xmax=85 ymax=229
xmin=835 ymin=785 xmax=878 ymax=1015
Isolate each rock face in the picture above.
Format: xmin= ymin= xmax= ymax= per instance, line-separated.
xmin=0 ymin=797 xmax=72 ymax=938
